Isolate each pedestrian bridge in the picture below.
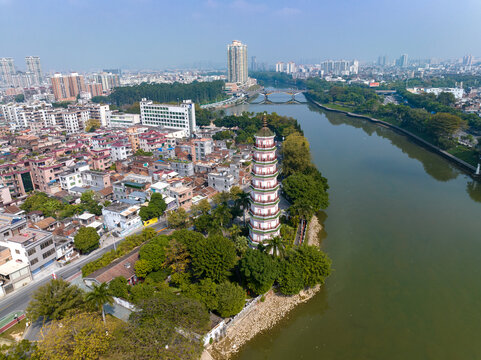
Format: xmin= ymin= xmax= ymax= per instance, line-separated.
xmin=256 ymin=89 xmax=307 ymax=104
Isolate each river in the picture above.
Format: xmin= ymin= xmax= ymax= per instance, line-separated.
xmin=227 ymin=93 xmax=481 ymax=360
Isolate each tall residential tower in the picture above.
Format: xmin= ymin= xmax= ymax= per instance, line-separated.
xmin=227 ymin=40 xmax=248 ymax=84
xmin=249 ymin=117 xmax=281 ymax=245
xmin=25 ymin=56 xmax=42 ymax=84
xmin=0 ymin=58 xmax=16 ymax=85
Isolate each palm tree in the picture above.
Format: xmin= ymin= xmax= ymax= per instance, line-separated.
xmin=86 ymin=283 xmax=114 ymax=323
xmin=236 ymin=191 xmax=251 ymax=226
xmin=265 ymin=236 xmax=286 ymax=258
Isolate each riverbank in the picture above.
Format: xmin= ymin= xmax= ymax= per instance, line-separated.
xmin=307 ymin=98 xmax=480 ymax=178
xmin=202 ymin=215 xmax=324 ymax=360
xmin=205 ymin=285 xmax=321 ymax=360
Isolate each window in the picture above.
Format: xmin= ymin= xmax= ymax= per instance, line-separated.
xmin=42 ymin=248 xmax=56 ymax=259
xmin=27 ymin=248 xmax=36 ymax=256
xmin=15 ymin=249 xmax=20 ymax=254
xmin=40 ymin=239 xmax=53 ymax=250
xmin=30 ymin=258 xmax=38 ymax=265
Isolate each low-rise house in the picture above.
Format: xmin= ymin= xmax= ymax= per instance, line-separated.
xmin=81 ymin=170 xmax=111 ymax=189
xmin=54 ymin=236 xmax=78 ymax=266
xmin=31 ymin=217 xmax=57 ymax=231
xmin=0 ymin=260 xmax=32 ymax=297
xmin=169 ymin=182 xmax=193 ymax=210
xmin=102 ymin=203 xmax=142 ymax=236
xmin=208 ymin=171 xmax=236 ymax=192
xmin=84 ymin=247 xmax=139 ymax=287
xmin=0 ymin=228 xmax=56 ymax=275
xmin=77 ymin=212 xmax=95 ymax=226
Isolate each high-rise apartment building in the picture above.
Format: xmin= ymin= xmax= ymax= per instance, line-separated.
xmin=140 ymin=99 xmax=196 ymax=137
xmin=0 ymin=58 xmax=16 ymax=85
xmin=397 ymin=54 xmax=408 ymax=68
xmin=51 ymin=73 xmax=86 ymax=101
xmin=251 ymin=56 xmax=257 ymax=71
xmin=275 ymin=62 xmax=285 ymax=72
xmin=227 ymin=40 xmax=248 ymax=84
xmin=25 ymin=56 xmax=42 ymax=84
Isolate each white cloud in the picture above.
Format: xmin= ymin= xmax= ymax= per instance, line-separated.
xmin=230 ymin=0 xmax=267 ymax=13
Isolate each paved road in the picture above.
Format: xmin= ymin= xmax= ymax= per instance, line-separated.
xmin=0 ymin=221 xmax=168 ymax=320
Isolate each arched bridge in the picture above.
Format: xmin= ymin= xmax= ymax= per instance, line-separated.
xmin=256 ymin=89 xmax=307 ymax=104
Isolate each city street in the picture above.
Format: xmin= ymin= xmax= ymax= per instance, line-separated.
xmin=0 ymin=221 xmax=168 ymax=320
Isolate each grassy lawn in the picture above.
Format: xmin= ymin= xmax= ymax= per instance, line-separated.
xmin=447 ymin=146 xmax=480 ymax=167
xmin=324 ymin=103 xmax=353 ymax=112
xmin=0 ymin=319 xmax=26 ymax=342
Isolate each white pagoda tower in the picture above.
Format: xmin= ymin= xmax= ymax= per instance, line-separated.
xmin=249 ymin=117 xmax=281 ymax=246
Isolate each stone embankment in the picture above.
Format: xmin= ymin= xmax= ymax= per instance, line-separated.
xmin=306 ymin=215 xmax=322 ymax=247
xmin=206 ymin=285 xmax=321 ymax=360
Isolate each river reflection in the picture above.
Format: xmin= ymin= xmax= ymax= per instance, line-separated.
xmin=228 ymin=101 xmax=481 ymax=360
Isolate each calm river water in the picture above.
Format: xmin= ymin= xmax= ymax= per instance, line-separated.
xmin=227 ymin=94 xmax=481 ymax=360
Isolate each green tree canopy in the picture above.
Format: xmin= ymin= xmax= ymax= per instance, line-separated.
xmin=167 ymin=208 xmax=189 ymax=229
xmin=216 ymin=281 xmax=246 ymax=318
xmin=281 ymin=132 xmax=313 ymax=176
xmin=85 ymin=282 xmax=114 ymax=323
xmin=27 ymin=279 xmax=85 ymax=321
xmin=139 ymin=235 xmax=169 ymax=271
xmin=108 ymin=276 xmax=129 ymax=299
xmin=289 ymin=246 xmax=332 ymax=288
xmin=135 ymin=259 xmax=153 ymax=278
xmin=277 ymin=260 xmax=305 ymax=295
xmin=239 ymin=249 xmax=279 ymax=295
xmin=283 ymin=172 xmax=329 ymax=217
xmin=74 ymin=227 xmax=100 ymax=254
xmin=191 ymin=234 xmax=237 ymax=283
xmin=139 ymin=193 xmax=167 ymax=222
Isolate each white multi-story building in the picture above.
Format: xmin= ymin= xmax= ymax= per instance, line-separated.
xmin=63 ymin=110 xmax=89 ymax=134
xmin=275 ymin=62 xmax=285 ymax=73
xmin=227 ymin=40 xmax=248 ymax=84
xmin=106 ymin=111 xmax=140 ymax=128
xmin=110 ymin=142 xmax=133 ymax=161
xmin=0 ymin=58 xmax=15 ymax=85
xmin=0 ymin=101 xmax=54 ymax=130
xmin=140 ymin=99 xmax=196 ymax=137
xmin=102 ymin=203 xmax=142 ymax=236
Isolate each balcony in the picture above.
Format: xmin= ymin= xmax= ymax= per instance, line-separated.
xmin=249 ymin=222 xmax=281 ymax=232
xmin=251 ymin=183 xmax=279 ymax=191
xmin=255 ymin=144 xmax=276 ymax=150
xmin=252 ymin=154 xmax=276 ymax=162
xmin=249 ymin=209 xmax=280 ymax=218
xmin=250 ymin=195 xmax=279 ymax=204
xmin=252 ymin=170 xmax=279 ymax=178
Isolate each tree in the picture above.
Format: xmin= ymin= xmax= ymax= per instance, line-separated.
xmin=190 ymin=198 xmax=211 ymax=217
xmin=20 ymin=192 xmax=64 ymax=218
xmin=265 ymin=236 xmax=287 ymax=258
xmin=282 ymin=132 xmax=313 ymax=176
xmin=167 ymin=208 xmax=189 ymax=229
xmin=426 ymin=112 xmax=465 ymax=139
xmin=235 ymin=191 xmax=251 ymax=225
xmin=234 ymin=236 xmax=249 ymax=255
xmin=36 ymin=313 xmax=114 ymax=360
xmin=80 ymin=190 xmax=103 ymax=216
xmin=135 ymin=259 xmax=153 ymax=278
xmin=74 ymin=227 xmax=100 ymax=254
xmin=193 ymin=214 xmax=214 ymax=234
xmin=277 ymin=260 xmax=305 ymax=295
xmin=108 ymin=276 xmax=129 ymax=299
xmin=164 ymin=239 xmax=191 ymax=274
xmin=139 ymin=193 xmax=167 ymax=222
xmin=27 ymin=279 xmax=85 ymax=321
xmin=85 ymin=282 xmax=114 ymax=323
xmin=290 ymin=246 xmax=331 ymax=288
xmin=437 ymin=92 xmax=456 ymax=106
xmin=14 ymin=94 xmax=25 ymax=103
xmin=191 ymin=234 xmax=237 ymax=283
xmin=110 ymin=291 xmax=209 ymax=360
xmin=183 ymin=278 xmax=218 ymax=312
xmin=216 ymin=281 xmax=246 ymax=318
xmin=134 ymin=149 xmax=153 ymax=156
xmin=212 ymin=204 xmax=232 ymax=229
xmin=85 ymin=118 xmax=101 ymax=132
xmin=139 ymin=236 xmax=169 ymax=271
xmin=239 ymin=249 xmax=279 ymax=295
xmin=283 ymin=172 xmax=329 ymax=217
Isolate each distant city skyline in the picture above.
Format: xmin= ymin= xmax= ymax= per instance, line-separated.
xmin=1 ymin=0 xmax=480 ymax=71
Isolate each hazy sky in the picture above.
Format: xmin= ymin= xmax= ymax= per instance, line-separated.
xmin=1 ymin=0 xmax=480 ymax=72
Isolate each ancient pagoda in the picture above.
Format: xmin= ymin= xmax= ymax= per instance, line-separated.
xmin=249 ymin=116 xmax=281 ymax=246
